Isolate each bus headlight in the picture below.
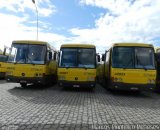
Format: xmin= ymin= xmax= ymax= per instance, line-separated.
xmin=148 ymin=79 xmax=155 ymax=84
xmin=34 ymin=73 xmax=43 ymax=77
xmin=38 ymin=73 xmax=43 ymax=77
xmin=58 ymin=76 xmax=65 ymax=80
xmin=114 ymin=77 xmax=122 ymax=82
xmin=6 ymin=72 xmax=13 ymax=76
xmin=87 ymin=77 xmax=95 ymax=81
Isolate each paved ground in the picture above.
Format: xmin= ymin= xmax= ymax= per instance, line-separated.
xmin=0 ymin=80 xmax=160 ymax=130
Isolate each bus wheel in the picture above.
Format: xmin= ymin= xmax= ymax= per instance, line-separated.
xmin=20 ymin=83 xmax=27 ymax=88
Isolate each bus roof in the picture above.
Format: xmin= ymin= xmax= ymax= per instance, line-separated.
xmin=61 ymin=44 xmax=96 ymax=48
xmin=12 ymin=40 xmax=57 ymax=51
xmin=113 ymin=43 xmax=154 ymax=47
xmin=12 ymin=40 xmax=48 ymax=45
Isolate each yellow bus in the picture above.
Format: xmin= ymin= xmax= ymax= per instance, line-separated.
xmin=101 ymin=43 xmax=156 ymax=91
xmin=6 ymin=40 xmax=58 ymax=87
xmin=58 ymin=44 xmax=97 ymax=89
xmin=0 ymin=52 xmax=8 ymax=78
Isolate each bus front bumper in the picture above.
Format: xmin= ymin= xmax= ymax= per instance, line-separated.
xmin=58 ymin=80 xmax=96 ymax=88
xmin=110 ymin=82 xmax=155 ymax=91
xmin=6 ymin=75 xmax=47 ymax=84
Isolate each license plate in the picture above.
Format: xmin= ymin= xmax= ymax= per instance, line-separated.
xmin=131 ymin=87 xmax=138 ymax=90
xmin=73 ymin=85 xmax=80 ymax=87
xmin=20 ymin=80 xmax=27 ymax=83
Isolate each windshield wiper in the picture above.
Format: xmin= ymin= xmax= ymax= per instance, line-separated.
xmin=14 ymin=59 xmax=25 ymax=64
xmin=78 ymin=64 xmax=88 ymax=69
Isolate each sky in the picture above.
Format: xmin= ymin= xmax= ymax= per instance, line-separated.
xmin=0 ymin=0 xmax=160 ymax=53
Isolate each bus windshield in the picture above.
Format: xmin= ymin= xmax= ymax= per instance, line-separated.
xmin=0 ymin=54 xmax=8 ymax=62
xmin=112 ymin=47 xmax=155 ymax=69
xmin=59 ymin=48 xmax=96 ymax=68
xmin=8 ymin=43 xmax=46 ymax=64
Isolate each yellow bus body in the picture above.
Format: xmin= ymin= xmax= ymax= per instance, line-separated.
xmin=0 ymin=54 xmax=8 ymax=78
xmin=103 ymin=43 xmax=156 ymax=91
xmin=110 ymin=68 xmax=156 ymax=84
xmin=58 ymin=68 xmax=96 ymax=81
xmin=6 ymin=40 xmax=58 ymax=87
xmin=58 ymin=44 xmax=97 ymax=88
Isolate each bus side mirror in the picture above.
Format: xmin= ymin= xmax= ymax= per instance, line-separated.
xmin=49 ymin=52 xmax=52 ymax=60
xmin=97 ymin=55 xmax=100 ymax=62
xmin=102 ymin=54 xmax=105 ymax=61
xmin=54 ymin=52 xmax=57 ymax=60
xmin=58 ymin=51 xmax=60 ymax=60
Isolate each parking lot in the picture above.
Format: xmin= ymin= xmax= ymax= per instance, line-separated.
xmin=0 ymin=80 xmax=160 ymax=130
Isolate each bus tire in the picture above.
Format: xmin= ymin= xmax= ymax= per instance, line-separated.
xmin=20 ymin=83 xmax=27 ymax=88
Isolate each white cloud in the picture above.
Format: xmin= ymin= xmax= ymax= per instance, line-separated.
xmin=80 ymin=0 xmax=131 ymax=15
xmin=0 ymin=13 xmax=67 ymax=51
xmin=0 ymin=0 xmax=56 ymax=17
xmin=72 ymin=0 xmax=160 ymax=52
xmin=0 ymin=1 xmax=64 ymax=51
xmin=1 ymin=0 xmax=160 ymax=53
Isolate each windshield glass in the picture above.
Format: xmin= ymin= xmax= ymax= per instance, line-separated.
xmin=59 ymin=48 xmax=77 ymax=67
xmin=8 ymin=44 xmax=27 ymax=63
xmin=59 ymin=48 xmax=96 ymax=68
xmin=135 ymin=48 xmax=155 ymax=69
xmin=0 ymin=54 xmax=8 ymax=62
xmin=27 ymin=45 xmax=46 ymax=64
xmin=112 ymin=47 xmax=155 ymax=69
xmin=78 ymin=49 xmax=95 ymax=68
xmin=8 ymin=43 xmax=46 ymax=64
xmin=112 ymin=47 xmax=134 ymax=68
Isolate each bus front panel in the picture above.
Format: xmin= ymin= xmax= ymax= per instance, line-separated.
xmin=58 ymin=46 xmax=96 ymax=88
xmin=110 ymin=68 xmax=156 ymax=90
xmin=58 ymin=68 xmax=96 ymax=87
xmin=6 ymin=64 xmax=48 ymax=84
xmin=109 ymin=46 xmax=156 ymax=90
xmin=6 ymin=42 xmax=57 ymax=85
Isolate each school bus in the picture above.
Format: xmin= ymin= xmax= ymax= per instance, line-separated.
xmin=6 ymin=40 xmax=58 ymax=87
xmin=0 ymin=52 xmax=8 ymax=78
xmin=101 ymin=43 xmax=156 ymax=91
xmin=58 ymin=44 xmax=97 ymax=89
